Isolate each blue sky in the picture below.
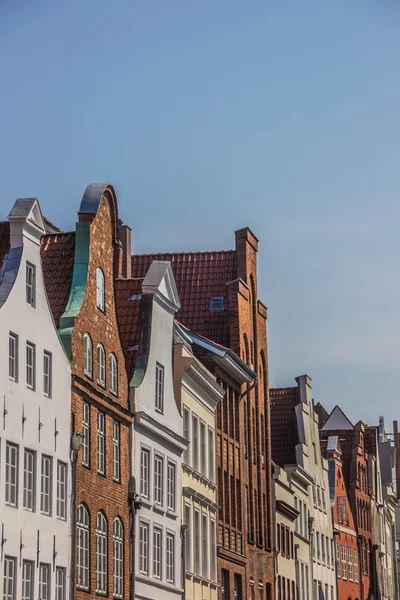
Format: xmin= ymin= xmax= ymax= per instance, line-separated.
xmin=1 ymin=0 xmax=400 ymax=428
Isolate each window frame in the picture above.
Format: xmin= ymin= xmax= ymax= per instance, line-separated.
xmin=208 ymin=426 xmax=215 ymax=483
xmin=154 ymin=453 xmax=164 ymax=506
xmin=167 ymin=460 xmax=176 ymax=512
xmin=26 ymin=341 xmax=36 ymax=390
xmin=96 ymin=511 xmax=108 ymax=594
xmin=166 ymin=532 xmax=175 ymax=584
xmin=3 ymin=555 xmax=16 ymax=600
xmin=112 ymin=420 xmax=120 ymax=482
xmin=77 ymin=504 xmax=90 ymax=590
xmin=97 ymin=343 xmax=106 ymax=387
xmin=22 ymin=560 xmax=34 ymax=600
xmin=153 ymin=525 xmax=162 ymax=580
xmin=113 ymin=518 xmax=124 ymax=599
xmin=56 ymin=461 xmax=67 ymax=520
xmin=97 ymin=411 xmax=106 ymax=476
xmin=82 ymin=401 xmax=90 ymax=468
xmin=23 ymin=449 xmax=35 ymax=512
xmin=83 ymin=333 xmax=93 ymax=378
xmin=5 ymin=442 xmax=18 ymax=508
xmin=43 ymin=351 xmax=52 ymax=397
xmin=96 ymin=267 xmax=105 ymax=312
xmin=40 ymin=454 xmax=52 ymax=516
xmin=39 ymin=563 xmax=50 ymax=600
xmin=26 ymin=262 xmax=36 ymax=307
xmin=139 ymin=520 xmax=149 ymax=575
xmin=155 ymin=362 xmax=164 ymax=413
xmin=110 ymin=353 xmax=118 ymax=395
xmin=140 ymin=447 xmax=150 ymax=499
xmin=55 ymin=567 xmax=66 ymax=600
xmin=8 ymin=332 xmax=18 ymax=382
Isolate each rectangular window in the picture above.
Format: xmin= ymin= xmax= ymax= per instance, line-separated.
xmin=321 ymin=534 xmax=325 ymax=564
xmin=234 ymin=574 xmax=242 ymax=600
xmin=9 ymin=333 xmax=18 ymax=382
xmin=348 ymin=547 xmax=353 ymax=581
xmin=82 ymin=402 xmax=90 ymax=467
xmin=26 ymin=342 xmax=35 ymax=390
xmin=140 ymin=448 xmax=150 ymax=499
xmin=55 ymin=567 xmax=66 ymax=600
xmin=210 ymin=519 xmax=216 ymax=582
xmin=139 ymin=521 xmax=149 ymax=575
xmin=3 ymin=556 xmax=16 ymax=600
xmin=194 ymin=509 xmax=200 ymax=575
xmin=183 ymin=406 xmax=190 ymax=464
xmin=113 ymin=420 xmax=120 ymax=482
xmin=316 ymin=532 xmax=320 ymax=561
xmin=200 ymin=421 xmax=206 ymax=477
xmin=192 ymin=415 xmax=199 ymax=471
xmin=155 ymin=363 xmax=164 ymax=413
xmin=97 ymin=411 xmax=105 ymax=475
xmin=43 ymin=351 xmax=52 ymax=397
xmin=326 ymin=536 xmax=330 ymax=568
xmin=40 ymin=455 xmax=52 ymax=516
xmin=342 ymin=545 xmax=347 ymax=579
xmin=354 ymin=549 xmax=359 ymax=583
xmin=39 ymin=563 xmax=50 ymax=600
xmin=56 ymin=461 xmax=67 ymax=520
xmin=184 ymin=504 xmax=191 ymax=572
xmin=167 ymin=461 xmax=176 ymax=511
xmin=154 ymin=454 xmax=163 ymax=506
xmin=153 ymin=526 xmax=162 ymax=579
xmin=23 ymin=449 xmax=35 ymax=511
xmin=5 ymin=443 xmax=18 ymax=507
xmin=166 ymin=533 xmax=174 ymax=584
xmin=208 ymin=427 xmax=215 ymax=482
xmin=222 ymin=570 xmax=229 ymax=600
xmin=26 ymin=262 xmax=35 ymax=307
xmin=336 ymin=543 xmax=341 ymax=578
xmin=202 ymin=513 xmax=208 ymax=579
xmin=22 ymin=560 xmax=34 ymax=600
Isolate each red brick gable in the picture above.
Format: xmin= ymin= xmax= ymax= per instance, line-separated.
xmin=131 ymin=250 xmax=236 ymax=346
xmin=269 ymin=386 xmax=300 ymax=467
xmin=115 ymin=278 xmax=143 ymax=381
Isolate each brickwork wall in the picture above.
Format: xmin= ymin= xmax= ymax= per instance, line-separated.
xmin=72 ymin=190 xmax=132 ymax=600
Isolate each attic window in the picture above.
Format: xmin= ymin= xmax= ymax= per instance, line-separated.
xmin=210 ymin=296 xmax=224 ymax=311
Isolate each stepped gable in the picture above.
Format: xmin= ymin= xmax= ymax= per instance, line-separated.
xmin=131 ymin=250 xmax=236 ymax=346
xmin=40 ymin=231 xmax=75 ymax=328
xmin=270 ymin=385 xmax=300 ymax=467
xmin=115 ymin=277 xmax=144 ymax=380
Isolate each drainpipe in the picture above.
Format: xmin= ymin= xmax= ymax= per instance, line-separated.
xmin=333 ymin=531 xmax=340 ymax=600
xmin=308 ymin=516 xmax=315 ymax=598
xmin=128 ymin=477 xmax=142 ymax=600
xmin=357 ymin=535 xmax=364 ymax=600
xmin=181 ymin=525 xmax=188 ymax=599
xmin=70 ymin=433 xmax=84 ymax=600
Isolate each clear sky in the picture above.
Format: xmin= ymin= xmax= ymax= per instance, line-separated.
xmin=2 ymin=0 xmax=400 ymax=429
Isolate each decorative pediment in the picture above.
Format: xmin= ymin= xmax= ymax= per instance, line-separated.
xmin=142 ymin=260 xmax=180 ymax=313
xmin=322 ymin=406 xmax=354 ymax=431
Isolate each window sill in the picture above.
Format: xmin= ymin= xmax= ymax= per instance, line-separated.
xmin=166 ymin=510 xmax=178 ymax=520
xmin=97 ymin=471 xmax=106 ymax=478
xmin=140 ymin=498 xmax=152 ymax=510
xmin=153 ymin=505 xmax=166 ymax=516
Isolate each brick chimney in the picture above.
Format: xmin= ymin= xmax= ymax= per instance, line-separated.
xmin=118 ymin=220 xmax=132 ymax=279
xmin=234 ymin=227 xmax=259 ymax=285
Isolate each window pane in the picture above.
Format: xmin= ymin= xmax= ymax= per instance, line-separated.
xmin=77 ymin=505 xmax=90 ymax=590
xmin=9 ymin=333 xmax=18 ymax=381
xmin=5 ymin=443 xmax=18 ymax=507
xmin=82 ymin=402 xmax=90 ymax=467
xmin=155 ymin=363 xmax=164 ymax=412
xmin=97 ymin=411 xmax=105 ymax=475
xmin=22 ymin=560 xmax=34 ymax=600
xmin=113 ymin=519 xmax=124 ymax=598
xmin=43 ymin=351 xmax=52 ymax=397
xmin=139 ymin=522 xmax=149 ymax=574
xmin=39 ymin=563 xmax=50 ymax=600
xmin=23 ymin=450 xmax=35 ymax=511
xmin=140 ymin=448 xmax=149 ymax=498
xmin=57 ymin=461 xmax=67 ymax=520
xmin=3 ymin=556 xmax=16 ymax=600
xmin=96 ymin=512 xmax=108 ymax=593
xmin=40 ymin=455 xmax=52 ymax=515
xmin=153 ymin=527 xmax=162 ymax=579
xmin=55 ymin=567 xmax=66 ymax=600
xmin=26 ymin=342 xmax=35 ymax=389
xmin=166 ymin=533 xmax=174 ymax=584
xmin=26 ymin=263 xmax=35 ymax=307
xmin=113 ymin=420 xmax=120 ymax=481
xmin=167 ymin=461 xmax=175 ymax=511
xmin=154 ymin=455 xmax=163 ymax=505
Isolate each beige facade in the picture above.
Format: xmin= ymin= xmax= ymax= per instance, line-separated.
xmin=174 ymin=325 xmax=224 ymax=600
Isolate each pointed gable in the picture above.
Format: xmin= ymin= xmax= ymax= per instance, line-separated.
xmin=322 ymin=405 xmax=354 ymax=431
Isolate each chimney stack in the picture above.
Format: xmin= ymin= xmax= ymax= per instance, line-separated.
xmin=118 ymin=220 xmax=132 ymax=279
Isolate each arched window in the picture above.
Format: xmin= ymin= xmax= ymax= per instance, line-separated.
xmin=113 ymin=518 xmax=124 ymax=598
xmin=77 ymin=504 xmax=90 ymax=590
xmin=110 ymin=354 xmax=118 ymax=395
xmin=96 ymin=268 xmax=105 ymax=311
xmin=97 ymin=344 xmax=105 ymax=386
xmin=84 ymin=334 xmax=92 ymax=377
xmin=96 ymin=512 xmax=108 ymax=594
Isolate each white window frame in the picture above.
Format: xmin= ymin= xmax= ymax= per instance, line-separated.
xmin=342 ymin=545 xmax=347 ymax=579
xmin=348 ymin=546 xmax=353 ymax=581
xmin=183 ymin=406 xmax=190 ymax=465
xmin=39 ymin=563 xmax=50 ymax=600
xmin=43 ymin=351 xmax=52 ymax=397
xmin=194 ymin=509 xmax=200 ymax=575
xmin=3 ymin=556 xmax=16 ymax=600
xmin=192 ymin=414 xmax=199 ymax=472
xmin=22 ymin=560 xmax=34 ymax=600
xmin=26 ymin=262 xmax=36 ymax=307
xmin=9 ymin=333 xmax=18 ymax=382
xmin=166 ymin=532 xmax=175 ymax=584
xmin=57 ymin=461 xmax=67 ymax=520
xmin=140 ymin=447 xmax=150 ymax=499
xmin=40 ymin=455 xmax=52 ymax=516
xmin=110 ymin=353 xmax=118 ymax=395
xmin=167 ymin=460 xmax=176 ymax=512
xmin=55 ymin=567 xmax=66 ymax=600
xmin=184 ymin=503 xmax=191 ymax=573
xmin=26 ymin=341 xmax=35 ymax=390
xmin=210 ymin=518 xmax=217 ymax=582
xmin=96 ymin=267 xmax=105 ymax=311
xmin=5 ymin=442 xmax=18 ymax=507
xmin=83 ymin=333 xmax=92 ymax=377
xmin=354 ymin=548 xmax=359 ymax=583
xmin=77 ymin=504 xmax=90 ymax=590
xmin=96 ymin=512 xmax=108 ymax=594
xmin=155 ymin=363 xmax=164 ymax=413
xmin=208 ymin=427 xmax=215 ymax=483
xmin=97 ymin=411 xmax=106 ymax=475
xmin=154 ymin=454 xmax=163 ymax=506
xmin=200 ymin=420 xmax=207 ymax=477
xmin=153 ymin=525 xmax=162 ymax=580
xmin=113 ymin=420 xmax=120 ymax=482
xmin=202 ymin=513 xmax=209 ymax=579
xmin=23 ymin=449 xmax=35 ymax=512
xmin=97 ymin=343 xmax=105 ymax=387
xmin=82 ymin=401 xmax=90 ymax=467
xmin=113 ymin=518 xmax=124 ymax=599
xmin=336 ymin=543 xmax=341 ymax=578
xmin=139 ymin=521 xmax=149 ymax=575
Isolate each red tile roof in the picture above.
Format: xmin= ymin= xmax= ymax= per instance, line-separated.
xmin=115 ymin=278 xmax=143 ymax=380
xmin=0 ymin=222 xmax=10 ymax=267
xmin=270 ymin=386 xmax=300 ymax=467
xmin=40 ymin=232 xmax=75 ymax=328
xmin=131 ymin=251 xmax=236 ymax=345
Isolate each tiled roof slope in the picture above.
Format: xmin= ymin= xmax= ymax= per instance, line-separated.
xmin=131 ymin=251 xmax=236 ymax=345
xmin=115 ymin=278 xmax=143 ymax=380
xmin=270 ymin=386 xmax=300 ymax=467
xmin=40 ymin=232 xmax=75 ymax=328
xmin=0 ymin=222 xmax=10 ymax=266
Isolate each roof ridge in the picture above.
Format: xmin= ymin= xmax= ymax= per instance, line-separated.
xmin=132 ymin=249 xmax=235 ymax=257
xmin=42 ymin=230 xmax=75 ymax=238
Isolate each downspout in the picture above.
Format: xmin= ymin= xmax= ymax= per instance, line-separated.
xmin=128 ymin=475 xmax=142 ymax=600
xmin=181 ymin=525 xmax=188 ymax=599
xmin=357 ymin=536 xmax=364 ymax=600
xmin=70 ymin=450 xmax=77 ymax=600
xmin=308 ymin=516 xmax=315 ymax=600
xmin=239 ymin=377 xmax=258 ymax=401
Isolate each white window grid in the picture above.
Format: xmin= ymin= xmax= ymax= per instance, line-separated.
xmin=5 ymin=442 xmax=18 ymax=507
xmin=26 ymin=262 xmax=35 ymax=307
xmin=113 ymin=518 xmax=124 ymax=599
xmin=321 ymin=534 xmax=325 ymax=564
xmin=113 ymin=420 xmax=120 ymax=482
xmin=208 ymin=427 xmax=215 ymax=483
xmin=167 ymin=461 xmax=176 ymax=512
xmin=354 ymin=549 xmax=359 ymax=583
xmin=110 ymin=354 xmax=118 ymax=394
xmin=202 ymin=513 xmax=208 ymax=579
xmin=82 ymin=402 xmax=90 ymax=467
xmin=3 ymin=556 xmax=16 ymax=600
xmin=97 ymin=411 xmax=106 ymax=475
xmin=200 ymin=421 xmax=206 ymax=477
xmin=316 ymin=532 xmax=320 ymax=561
xmin=139 ymin=521 xmax=149 ymax=575
xmin=184 ymin=504 xmax=191 ymax=572
xmin=57 ymin=461 xmax=67 ymax=520
xmin=43 ymin=351 xmax=52 ymax=397
xmin=26 ymin=342 xmax=35 ymax=390
xmin=210 ymin=518 xmax=217 ymax=582
xmin=336 ymin=543 xmax=341 ymax=578
xmin=23 ymin=449 xmax=35 ymax=512
xmin=153 ymin=526 xmax=162 ymax=579
xmin=96 ymin=267 xmax=105 ymax=311
xmin=9 ymin=333 xmax=18 ymax=382
xmin=348 ymin=546 xmax=353 ymax=581
xmin=194 ymin=509 xmax=200 ymax=575
xmin=39 ymin=563 xmax=50 ymax=600
xmin=22 ymin=560 xmax=34 ymax=600
xmin=77 ymin=505 xmax=90 ymax=590
xmin=40 ymin=455 xmax=52 ymax=516
xmin=154 ymin=454 xmax=163 ymax=506
xmin=155 ymin=363 xmax=164 ymax=413
xmin=140 ymin=448 xmax=150 ymax=499
xmin=166 ymin=533 xmax=175 ymax=584
xmin=342 ymin=545 xmax=347 ymax=579
xmin=97 ymin=344 xmax=105 ymax=386
xmin=183 ymin=406 xmax=190 ymax=464
xmin=55 ymin=567 xmax=66 ymax=600
xmin=84 ymin=333 xmax=92 ymax=377
xmin=192 ymin=415 xmax=199 ymax=472
xmin=96 ymin=512 xmax=108 ymax=594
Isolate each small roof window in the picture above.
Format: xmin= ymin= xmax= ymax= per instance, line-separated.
xmin=210 ymin=296 xmax=225 ymax=311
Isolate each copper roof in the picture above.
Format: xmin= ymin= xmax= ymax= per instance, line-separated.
xmin=115 ymin=278 xmax=143 ymax=380
xmin=131 ymin=250 xmax=236 ymax=346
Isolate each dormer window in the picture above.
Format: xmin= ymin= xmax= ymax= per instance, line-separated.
xmin=96 ymin=268 xmax=105 ymax=312
xmin=83 ymin=334 xmax=92 ymax=378
xmin=155 ymin=363 xmax=164 ymax=413
xmin=210 ymin=296 xmax=224 ymax=311
xmin=26 ymin=262 xmax=36 ymax=307
xmin=97 ymin=344 xmax=105 ymax=387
